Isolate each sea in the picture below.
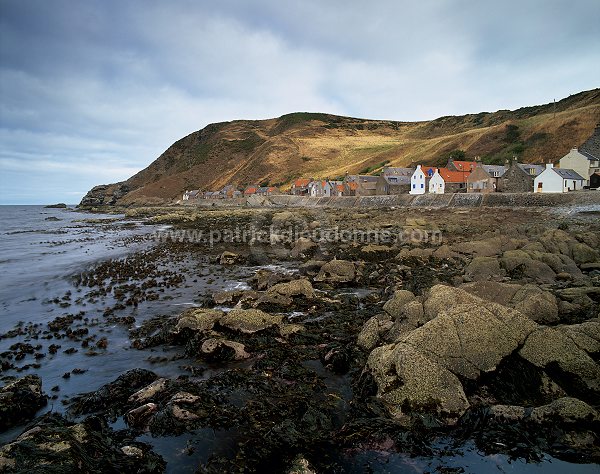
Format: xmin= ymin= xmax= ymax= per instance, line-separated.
xmin=0 ymin=205 xmax=597 ymax=473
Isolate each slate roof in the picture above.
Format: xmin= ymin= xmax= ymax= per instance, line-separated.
xmin=517 ymin=163 xmax=545 ymax=177
xmin=382 ymin=167 xmax=414 ymax=177
xmin=579 ymin=124 xmax=600 ymax=160
xmin=552 ymin=168 xmax=585 ymax=180
xmin=382 ymin=175 xmax=411 ymax=185
xmin=482 ymin=165 xmax=507 ymax=177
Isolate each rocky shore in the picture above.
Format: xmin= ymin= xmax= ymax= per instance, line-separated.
xmin=1 ymin=205 xmax=599 ymax=472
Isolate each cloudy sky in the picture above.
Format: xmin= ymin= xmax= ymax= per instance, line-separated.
xmin=1 ymin=0 xmax=599 ymax=204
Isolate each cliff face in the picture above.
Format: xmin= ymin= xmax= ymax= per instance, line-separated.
xmin=80 ymin=89 xmax=600 ymax=206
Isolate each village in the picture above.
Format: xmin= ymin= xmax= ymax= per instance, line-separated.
xmin=182 ymin=124 xmax=600 ymax=202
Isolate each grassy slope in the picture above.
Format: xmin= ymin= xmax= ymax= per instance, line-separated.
xmin=114 ymin=90 xmax=600 ymax=204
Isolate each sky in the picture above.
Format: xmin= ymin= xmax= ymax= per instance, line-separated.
xmin=1 ymin=0 xmax=599 ymax=204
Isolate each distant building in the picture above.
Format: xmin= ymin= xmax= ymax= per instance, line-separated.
xmin=376 ymin=167 xmax=413 ymax=195
xmin=500 ymin=158 xmax=544 ymax=193
xmin=467 ymin=162 xmax=506 ymax=193
xmin=308 ymin=180 xmax=333 ymax=197
xmin=256 ymin=186 xmax=279 ymax=196
xmin=428 ymin=169 xmax=445 ymax=194
xmin=291 ymin=178 xmax=312 ymax=196
xmin=182 ymin=190 xmax=201 ymax=200
xmin=447 ymin=159 xmax=477 ymax=173
xmin=559 ymin=124 xmax=600 ymax=186
xmin=410 ymin=165 xmax=427 ymax=194
xmin=343 ymin=175 xmax=378 ymax=196
xmin=534 ymin=164 xmax=585 ymax=193
xmin=244 ymin=185 xmax=259 ymax=196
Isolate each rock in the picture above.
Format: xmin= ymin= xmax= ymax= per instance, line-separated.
xmin=314 ymin=260 xmax=355 ymax=283
xmin=386 ymin=300 xmax=427 ymax=341
xmin=558 ymin=320 xmax=600 ymax=354
xmin=382 ymin=290 xmax=416 ymax=318
xmin=464 ymin=256 xmax=504 ymax=281
xmin=500 ymin=250 xmax=556 ymax=283
xmin=219 ymin=251 xmax=243 ymax=265
xmin=128 ymin=378 xmax=168 ymax=404
xmin=290 ymin=237 xmax=317 ymax=258
xmin=557 ymin=286 xmax=600 ymax=302
xmin=287 ymin=455 xmax=316 ymax=474
xmin=219 ymin=308 xmax=283 ymax=333
xmin=423 ymin=284 xmax=480 ymax=320
xmin=357 ymin=314 xmax=393 ymax=351
xmin=432 ymin=244 xmax=459 ymax=259
xmin=258 ymin=278 xmax=316 ymax=306
xmin=530 ymin=397 xmax=599 ymax=424
xmin=69 ymin=369 xmax=158 ymax=415
xmin=361 ymin=244 xmax=395 ymax=259
xmin=200 ymin=338 xmax=250 ymax=361
xmin=249 ymin=269 xmax=289 ymax=290
xmin=366 ymin=342 xmax=469 ymax=423
xmin=0 ymin=375 xmax=47 ymax=430
xmin=556 ymin=272 xmax=572 ymax=281
xmin=403 ymin=293 xmax=537 ymax=380
xmin=580 ymin=263 xmax=600 ymax=271
xmin=299 ymin=260 xmax=326 ymax=277
xmin=571 ymin=243 xmax=599 ymax=265
xmin=126 ymin=402 xmax=159 ymax=428
xmin=44 ymin=203 xmax=67 ymax=208
xmin=0 ymin=413 xmax=164 ymax=472
xmin=519 ymin=327 xmax=600 ymax=401
xmin=173 ymin=308 xmax=223 ymax=333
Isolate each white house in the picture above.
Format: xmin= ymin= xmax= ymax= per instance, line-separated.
xmin=534 ymin=164 xmax=585 ymax=193
xmin=308 ymin=180 xmax=333 ymax=197
xmin=428 ymin=169 xmax=445 ymax=194
xmin=410 ymin=165 xmax=426 ymax=194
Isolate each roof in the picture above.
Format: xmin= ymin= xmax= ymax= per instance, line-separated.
xmin=450 ymin=160 xmax=477 ymax=171
xmin=438 ymin=168 xmax=470 ymax=183
xmin=382 ymin=175 xmax=411 ymax=185
xmin=382 ymin=167 xmax=414 ymax=177
xmin=579 ymin=124 xmax=600 ymax=160
xmin=346 ymin=182 xmax=358 ymax=191
xmin=336 ymin=184 xmax=344 ymax=192
xmin=552 ymin=168 xmax=585 ymax=180
xmin=482 ymin=164 xmax=507 ymax=177
xmin=516 ymin=163 xmax=545 ymax=177
xmin=293 ymin=178 xmax=311 ymax=187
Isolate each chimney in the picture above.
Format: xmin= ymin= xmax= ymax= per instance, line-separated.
xmin=546 ymin=163 xmax=554 ymax=169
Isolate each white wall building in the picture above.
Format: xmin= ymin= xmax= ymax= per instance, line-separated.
xmin=534 ymin=164 xmax=585 ymax=193
xmin=428 ymin=169 xmax=445 ymax=194
xmin=410 ymin=165 xmax=426 ymax=194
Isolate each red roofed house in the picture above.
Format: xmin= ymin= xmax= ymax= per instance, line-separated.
xmin=426 ymin=167 xmax=470 ymax=193
xmin=244 ymin=185 xmax=259 ymax=196
xmin=291 ymin=178 xmax=312 ymax=196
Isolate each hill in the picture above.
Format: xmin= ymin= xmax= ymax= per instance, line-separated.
xmin=80 ymin=89 xmax=600 ymax=206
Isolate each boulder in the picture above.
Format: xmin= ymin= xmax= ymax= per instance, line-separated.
xmin=219 ymin=308 xmax=283 ymax=333
xmin=571 ymin=243 xmax=599 ymax=265
xmin=519 ymin=327 xmax=600 ymax=401
xmin=290 ymin=237 xmax=317 ymax=259
xmin=558 ymin=319 xmax=600 ymax=354
xmin=366 ymin=343 xmax=469 ymax=423
xmin=357 ymin=314 xmax=393 ymax=351
xmin=464 ymin=257 xmax=504 ymax=281
xmin=258 ymin=278 xmax=315 ymax=306
xmin=382 ymin=290 xmax=417 ymax=318
xmin=314 ymin=260 xmax=355 ymax=283
xmin=200 ymin=338 xmax=250 ymax=361
xmin=0 ymin=375 xmax=47 ymax=430
xmin=423 ymin=284 xmax=480 ymax=321
xmin=403 ymin=296 xmax=537 ymax=380
xmin=460 ymin=281 xmax=559 ymax=324
xmin=488 ymin=397 xmax=599 ymax=424
xmin=125 ymin=402 xmax=158 ymax=428
xmin=173 ymin=308 xmax=223 ymax=333
xmin=219 ymin=251 xmax=243 ymax=265
xmin=500 ymin=250 xmax=556 ymax=283
xmin=128 ymin=378 xmax=168 ymax=404
xmin=386 ymin=300 xmax=428 ymax=341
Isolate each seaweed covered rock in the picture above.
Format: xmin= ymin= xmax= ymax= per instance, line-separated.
xmin=366 ymin=342 xmax=469 ymax=423
xmin=460 ymin=281 xmax=559 ymax=324
xmin=0 ymin=375 xmax=47 ymax=431
xmin=519 ymin=327 xmax=600 ymax=402
xmin=381 ymin=290 xmax=417 ymax=318
xmin=69 ymin=369 xmax=158 ymax=415
xmin=257 ymin=278 xmax=316 ymax=307
xmin=314 ymin=260 xmax=355 ymax=284
xmin=219 ymin=308 xmax=283 ymax=333
xmin=200 ymin=338 xmax=250 ymax=361
xmin=173 ymin=308 xmax=223 ymax=333
xmin=290 ymin=237 xmax=317 ymax=259
xmin=0 ymin=413 xmax=164 ymax=473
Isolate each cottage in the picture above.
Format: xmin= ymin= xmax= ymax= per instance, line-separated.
xmin=559 ymin=124 xmax=600 ymax=186
xmin=375 ymin=167 xmax=414 ymax=195
xmin=219 ymin=185 xmax=238 ymax=199
xmin=182 ymin=190 xmax=200 ymax=201
xmin=409 ymin=165 xmax=427 ymax=194
xmin=534 ymin=164 xmax=585 ymax=193
xmin=343 ymin=175 xmax=378 ymax=196
xmin=244 ymin=185 xmax=259 ymax=196
xmin=500 ymin=158 xmax=544 ymax=193
xmin=308 ymin=180 xmax=333 ymax=197
xmin=465 ymin=163 xmax=502 ymax=193
xmin=256 ymin=186 xmax=279 ymax=196
xmin=428 ymin=169 xmax=445 ymax=194
xmin=291 ymin=178 xmax=312 ymax=196
xmin=447 ymin=159 xmax=477 ymax=174
xmin=330 ymin=181 xmax=345 ymax=196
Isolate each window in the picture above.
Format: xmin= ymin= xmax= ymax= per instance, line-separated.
xmin=420 ymin=183 xmax=424 ymax=189
xmin=412 ymin=184 xmax=415 ymax=189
